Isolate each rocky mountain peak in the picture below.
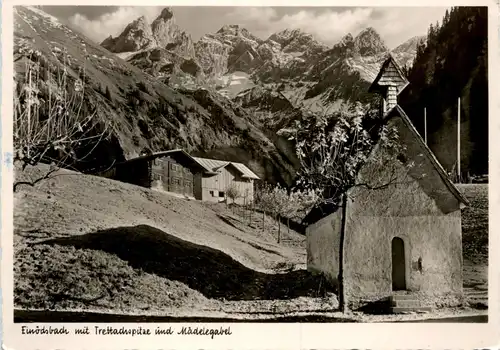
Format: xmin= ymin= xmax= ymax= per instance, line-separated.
xmin=268 ymin=28 xmax=302 ymax=45
xmin=125 ymin=15 xmax=150 ymax=33
xmin=213 ymin=25 xmax=262 ymax=46
xmin=217 ymin=24 xmax=241 ymax=35
xmin=340 ymin=33 xmax=354 ymax=44
xmin=151 ymin=7 xmax=181 ymax=47
xmin=102 ymin=7 xmax=195 ymax=58
xmin=267 ymin=28 xmax=326 ymax=55
xmin=101 ymin=14 xmax=154 ymax=53
xmin=156 ymin=7 xmax=174 ymax=21
xmin=353 ymin=27 xmax=388 ymax=56
xmin=392 ymin=35 xmax=425 ymax=53
xmin=328 ymin=33 xmax=355 ymax=58
xmin=357 ymin=26 xmax=378 ymax=36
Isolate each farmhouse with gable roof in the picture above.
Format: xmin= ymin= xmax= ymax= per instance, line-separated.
xmin=112 ymin=149 xmax=260 ymax=204
xmin=304 ymin=55 xmax=469 ymax=312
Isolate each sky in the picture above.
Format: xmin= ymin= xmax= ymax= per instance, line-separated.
xmin=40 ymin=6 xmax=450 ymax=49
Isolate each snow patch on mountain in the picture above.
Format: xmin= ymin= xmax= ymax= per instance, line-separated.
xmin=217 ymin=71 xmax=255 ymax=99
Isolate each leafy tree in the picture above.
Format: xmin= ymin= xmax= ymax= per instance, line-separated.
xmin=279 ymin=104 xmax=412 ymax=312
xmin=226 ymin=184 xmax=240 ymax=211
xmin=443 ymin=9 xmax=450 ymax=25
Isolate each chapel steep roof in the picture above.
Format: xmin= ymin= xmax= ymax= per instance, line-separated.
xmin=386 ymin=105 xmax=470 ymax=207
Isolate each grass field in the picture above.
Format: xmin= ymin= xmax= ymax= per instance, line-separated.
xmin=13 ymin=165 xmax=489 ymax=318
xmin=457 ymin=184 xmax=488 ymax=263
xmin=14 ymin=164 xmax=336 ymax=317
xmin=456 ymin=184 xmax=489 ymax=309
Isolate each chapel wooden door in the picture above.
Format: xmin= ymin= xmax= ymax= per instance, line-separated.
xmin=392 ymin=237 xmax=406 ymax=291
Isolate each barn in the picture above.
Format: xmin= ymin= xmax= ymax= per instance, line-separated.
xmin=304 ymin=55 xmax=469 ymax=312
xmin=192 ymin=157 xmax=259 ymax=205
xmin=113 ymin=149 xmax=259 ymax=203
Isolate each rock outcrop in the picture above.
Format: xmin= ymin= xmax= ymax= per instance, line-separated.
xmin=150 ymin=8 xmax=195 ymax=58
xmin=353 ymin=27 xmax=388 ymax=56
xmin=101 ymin=15 xmax=155 ymax=53
xmin=101 ymin=7 xmax=195 ymax=59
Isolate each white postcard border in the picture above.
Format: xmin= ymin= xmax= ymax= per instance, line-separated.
xmin=2 ymin=0 xmax=499 ymax=349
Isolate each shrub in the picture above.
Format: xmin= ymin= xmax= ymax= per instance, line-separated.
xmin=226 ymin=184 xmax=240 ymax=208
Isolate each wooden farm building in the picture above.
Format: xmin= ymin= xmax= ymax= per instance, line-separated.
xmin=305 ymin=55 xmax=469 ymax=312
xmin=113 ymin=149 xmax=259 ymax=204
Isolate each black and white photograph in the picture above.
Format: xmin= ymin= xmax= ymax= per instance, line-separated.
xmin=2 ymin=1 xmax=498 ymax=348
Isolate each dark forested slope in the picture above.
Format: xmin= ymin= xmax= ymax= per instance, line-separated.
xmin=400 ymin=7 xmax=488 ymax=177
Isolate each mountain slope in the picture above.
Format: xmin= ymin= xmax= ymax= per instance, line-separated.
xmin=14 ymin=6 xmax=298 ymax=184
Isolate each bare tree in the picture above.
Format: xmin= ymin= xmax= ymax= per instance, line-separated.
xmin=13 ymin=47 xmax=109 ymax=191
xmin=254 ymin=182 xmax=274 ymax=234
xmin=242 ymin=188 xmax=251 ymax=224
xmin=270 ymin=185 xmax=289 ymax=243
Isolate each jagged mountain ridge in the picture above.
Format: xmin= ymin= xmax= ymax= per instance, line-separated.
xmin=14 ymin=6 xmax=299 ymax=185
xmin=103 ymin=9 xmax=422 ymax=118
xmin=101 ymin=8 xmax=195 ymax=58
xmin=228 ymin=29 xmax=422 ymax=124
xmin=101 ymin=8 xmax=204 ymax=89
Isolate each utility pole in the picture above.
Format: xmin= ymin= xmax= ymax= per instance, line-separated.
xmin=457 ymin=97 xmax=461 ymax=183
xmin=424 ymin=107 xmax=427 ymax=144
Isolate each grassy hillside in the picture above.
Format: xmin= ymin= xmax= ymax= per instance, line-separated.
xmin=14 ymin=164 xmax=336 ymax=315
